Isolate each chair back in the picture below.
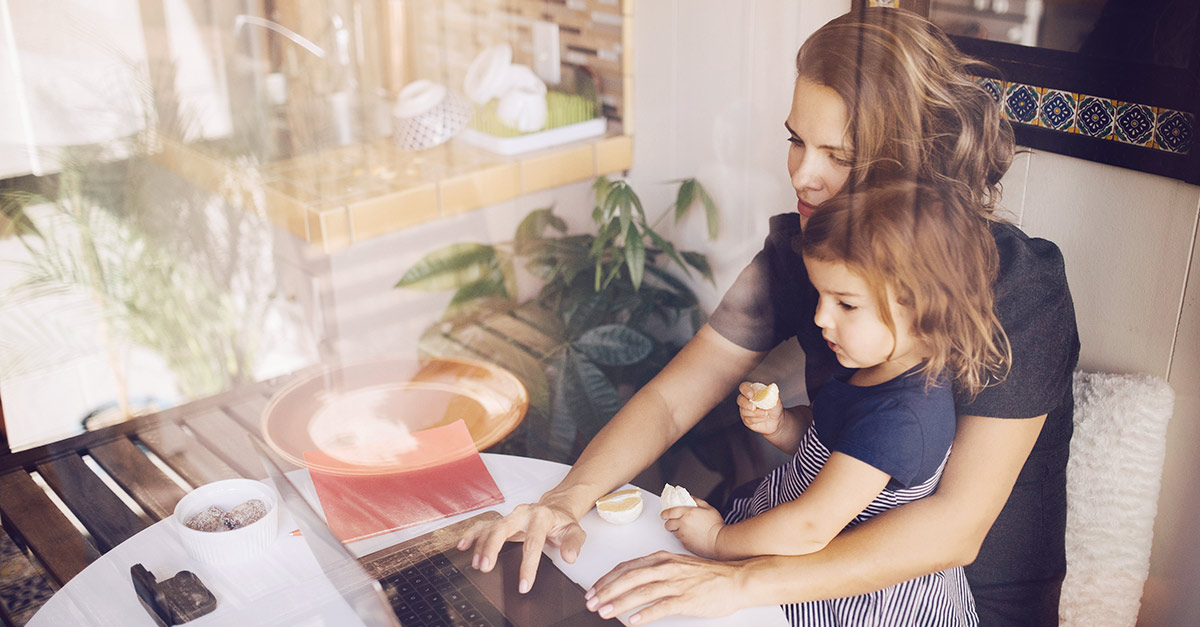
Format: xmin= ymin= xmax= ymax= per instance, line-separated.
xmin=1060 ymin=371 xmax=1174 ymax=626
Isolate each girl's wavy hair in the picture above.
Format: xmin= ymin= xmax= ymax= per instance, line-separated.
xmin=799 ymin=180 xmax=1011 ymax=399
xmin=797 ymin=7 xmax=1015 ymax=215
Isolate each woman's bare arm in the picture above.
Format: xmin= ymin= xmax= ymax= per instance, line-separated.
xmin=459 ymin=324 xmax=767 ymax=591
xmin=587 ymin=413 xmax=1044 ymax=622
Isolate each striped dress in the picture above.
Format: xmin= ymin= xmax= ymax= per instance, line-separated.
xmin=725 ymin=387 xmax=977 ymax=626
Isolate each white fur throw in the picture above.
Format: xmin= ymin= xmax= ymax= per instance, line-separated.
xmin=1059 ymin=371 xmax=1175 ymax=627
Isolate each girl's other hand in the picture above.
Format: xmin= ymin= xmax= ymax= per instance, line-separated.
xmin=737 ymin=381 xmax=784 ymax=437
xmin=662 ymin=497 xmax=724 ymax=558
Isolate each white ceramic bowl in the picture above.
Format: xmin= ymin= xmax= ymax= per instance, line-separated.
xmin=173 ymin=478 xmax=280 ymax=565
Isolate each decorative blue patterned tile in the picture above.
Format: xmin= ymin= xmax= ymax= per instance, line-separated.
xmin=1038 ymin=90 xmax=1077 ymax=131
xmin=1076 ymin=96 xmax=1115 ymax=138
xmin=975 ymin=77 xmax=1004 ymax=104
xmin=1154 ymin=109 xmax=1193 ymax=154
xmin=1004 ymin=83 xmax=1040 ymax=124
xmin=1114 ymin=102 xmax=1155 ymax=146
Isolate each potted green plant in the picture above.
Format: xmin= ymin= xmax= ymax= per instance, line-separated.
xmin=395 ymin=176 xmax=719 ymax=462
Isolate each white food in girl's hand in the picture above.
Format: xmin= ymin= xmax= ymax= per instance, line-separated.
xmin=748 ymin=382 xmax=780 ymax=410
xmin=660 ymin=484 xmax=697 ymax=513
xmin=595 ymin=488 xmax=644 ymax=524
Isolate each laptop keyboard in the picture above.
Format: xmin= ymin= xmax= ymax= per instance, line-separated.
xmin=379 ymin=546 xmax=508 ymax=627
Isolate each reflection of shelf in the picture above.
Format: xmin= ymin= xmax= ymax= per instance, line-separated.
xmin=156 ymin=132 xmax=633 ymax=254
xmin=457 ymin=118 xmax=608 ymax=155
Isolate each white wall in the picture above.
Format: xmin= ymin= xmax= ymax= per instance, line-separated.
xmin=629 ymin=0 xmax=1200 ymax=623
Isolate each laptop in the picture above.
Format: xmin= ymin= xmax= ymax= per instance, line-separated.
xmin=254 ymin=440 xmax=615 ymax=626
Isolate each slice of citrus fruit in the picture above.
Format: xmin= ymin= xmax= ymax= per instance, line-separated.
xmin=749 ymin=382 xmax=780 ymax=410
xmin=660 ymin=484 xmax=697 ymax=513
xmin=595 ymin=488 xmax=644 ymax=524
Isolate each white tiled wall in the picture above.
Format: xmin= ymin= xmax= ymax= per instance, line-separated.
xmin=628 ymin=0 xmax=1200 ymax=623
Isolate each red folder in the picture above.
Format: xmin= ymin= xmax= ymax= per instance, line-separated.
xmin=305 ymin=420 xmax=504 ymax=543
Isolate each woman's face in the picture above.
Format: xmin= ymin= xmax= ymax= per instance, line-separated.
xmin=786 ymin=78 xmax=854 ymax=228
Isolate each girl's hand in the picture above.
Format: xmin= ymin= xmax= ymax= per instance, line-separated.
xmin=737 ymin=381 xmax=784 ymax=438
xmin=662 ymin=497 xmax=725 ymax=558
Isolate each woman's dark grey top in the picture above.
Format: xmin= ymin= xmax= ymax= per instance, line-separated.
xmin=708 ymin=212 xmax=1080 ymax=607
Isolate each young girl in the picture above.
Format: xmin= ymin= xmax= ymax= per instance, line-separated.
xmin=664 ymin=180 xmax=1010 ymax=625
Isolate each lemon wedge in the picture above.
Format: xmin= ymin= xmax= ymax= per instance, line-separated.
xmin=660 ymin=484 xmax=697 ymax=513
xmin=748 ymin=382 xmax=780 ymax=410
xmin=595 ymin=488 xmax=643 ymax=525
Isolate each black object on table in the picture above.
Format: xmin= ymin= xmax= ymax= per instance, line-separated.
xmin=130 ymin=564 xmax=217 ymax=626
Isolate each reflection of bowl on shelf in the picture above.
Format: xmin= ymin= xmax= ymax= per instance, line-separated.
xmin=393 ymin=80 xmax=472 ymax=152
xmin=262 ymin=357 xmax=528 ymax=474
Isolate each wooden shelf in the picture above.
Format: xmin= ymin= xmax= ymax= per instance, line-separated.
xmin=156 ymin=133 xmax=633 ymax=254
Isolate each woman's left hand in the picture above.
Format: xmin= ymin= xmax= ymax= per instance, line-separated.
xmin=662 ymin=497 xmax=725 ymax=558
xmin=585 ymin=551 xmax=747 ymax=624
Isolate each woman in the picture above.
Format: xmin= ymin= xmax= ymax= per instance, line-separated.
xmin=458 ymin=8 xmax=1079 ymax=626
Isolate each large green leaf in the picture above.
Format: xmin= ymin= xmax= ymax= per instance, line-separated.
xmin=624 ymin=222 xmax=645 ymax=290
xmin=644 ymin=264 xmax=699 ymax=304
xmin=394 ymin=242 xmax=497 ymax=291
xmin=674 ymin=179 xmax=696 ymax=223
xmin=626 ymin=182 xmax=646 ymax=223
xmin=551 ymin=350 xmax=622 ymax=449
xmin=616 ymin=187 xmax=632 ymax=236
xmin=564 ymin=292 xmax=608 ymax=339
xmin=514 ymin=207 xmax=566 ymax=254
xmin=598 ymin=259 xmax=623 ymax=292
xmin=680 ymin=250 xmax=715 ymax=285
xmin=696 ymin=182 xmax=720 ymax=240
xmin=591 ymin=175 xmax=614 ymax=208
xmin=644 ymin=228 xmax=691 ymax=279
xmin=589 ymin=219 xmax=619 ymax=258
xmin=447 ymin=276 xmax=509 ymax=308
xmin=572 ymin=324 xmax=652 ymax=366
xmin=496 ymin=250 xmax=519 ymax=300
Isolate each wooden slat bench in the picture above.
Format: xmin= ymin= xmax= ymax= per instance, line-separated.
xmin=0 ymin=375 xmax=298 ymax=626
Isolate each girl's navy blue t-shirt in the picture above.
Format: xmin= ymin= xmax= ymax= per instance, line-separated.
xmin=814 ymin=370 xmax=956 ymax=491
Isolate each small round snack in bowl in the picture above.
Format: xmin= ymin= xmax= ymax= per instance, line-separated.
xmin=173 ymin=478 xmax=280 ymax=565
xmin=595 ymin=488 xmax=643 ymax=525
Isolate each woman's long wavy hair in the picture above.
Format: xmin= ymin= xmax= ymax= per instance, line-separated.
xmin=799 ymin=181 xmax=1010 ymax=399
xmin=797 ymin=7 xmax=1015 ymax=215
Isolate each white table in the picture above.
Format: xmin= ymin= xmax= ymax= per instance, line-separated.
xmin=28 ymin=454 xmax=788 ymax=627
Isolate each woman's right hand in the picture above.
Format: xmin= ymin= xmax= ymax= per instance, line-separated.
xmin=456 ymin=497 xmax=587 ymax=593
xmin=737 ymin=381 xmax=784 ymax=437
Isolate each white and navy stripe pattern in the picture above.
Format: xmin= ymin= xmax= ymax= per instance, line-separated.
xmin=725 ymin=424 xmax=977 ymax=626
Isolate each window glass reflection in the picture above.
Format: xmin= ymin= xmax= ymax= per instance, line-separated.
xmin=929 ymin=0 xmax=1198 ymax=69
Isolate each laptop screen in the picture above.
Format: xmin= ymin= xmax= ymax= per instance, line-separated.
xmin=254 ymin=439 xmax=401 ymax=627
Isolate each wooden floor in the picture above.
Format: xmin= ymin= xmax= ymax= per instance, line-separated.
xmin=0 ymin=376 xmax=297 ymax=626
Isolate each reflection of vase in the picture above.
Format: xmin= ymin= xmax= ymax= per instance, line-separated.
xmin=229 ymin=2 xmax=387 ymax=159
